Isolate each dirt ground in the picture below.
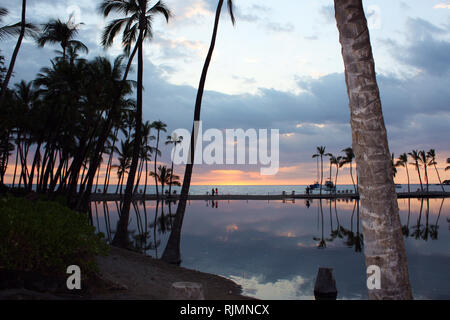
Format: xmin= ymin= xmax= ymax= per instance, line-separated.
xmin=92 ymin=246 xmax=253 ymax=300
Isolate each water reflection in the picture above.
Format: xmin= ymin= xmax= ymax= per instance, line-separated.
xmin=91 ymin=197 xmax=449 ymax=299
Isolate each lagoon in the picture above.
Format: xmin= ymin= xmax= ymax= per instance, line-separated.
xmin=91 ymin=196 xmax=450 ymax=300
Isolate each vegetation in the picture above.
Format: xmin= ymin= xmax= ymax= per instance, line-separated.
xmin=0 ymin=195 xmax=108 ymax=276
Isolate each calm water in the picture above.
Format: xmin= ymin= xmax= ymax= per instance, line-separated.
xmin=91 ymin=196 xmax=450 ymax=300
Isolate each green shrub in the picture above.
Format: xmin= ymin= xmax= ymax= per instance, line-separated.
xmin=0 ymin=196 xmax=109 ymax=276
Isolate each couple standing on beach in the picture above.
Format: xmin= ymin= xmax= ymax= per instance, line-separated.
xmin=211 ymin=188 xmax=218 ymax=196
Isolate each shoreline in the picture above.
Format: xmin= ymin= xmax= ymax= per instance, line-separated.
xmin=89 ymin=191 xmax=450 ymax=202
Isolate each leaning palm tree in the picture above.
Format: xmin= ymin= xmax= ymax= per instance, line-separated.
xmin=99 ymin=0 xmax=172 ymax=248
xmin=418 ymin=150 xmax=429 ymax=192
xmin=409 ymin=150 xmax=423 ymax=192
xmin=342 ymin=147 xmax=356 ymax=192
xmin=166 ymin=133 xmax=183 ymax=196
xmin=396 ymin=153 xmax=410 ymax=193
xmin=332 ymin=155 xmax=344 ymax=192
xmin=162 ymin=0 xmax=235 ymax=264
xmin=151 ymin=120 xmax=167 ymax=198
xmin=312 ymin=146 xmax=327 ymax=195
xmin=427 ymin=149 xmax=445 ymax=192
xmin=37 ymin=14 xmax=88 ymax=60
xmin=0 ymin=1 xmax=38 ymax=109
xmin=334 ymin=0 xmax=412 ymax=299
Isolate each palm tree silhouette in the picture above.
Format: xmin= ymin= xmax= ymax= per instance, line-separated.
xmin=409 ymin=150 xmax=423 ymax=192
xmin=166 ymin=133 xmax=183 ymax=196
xmin=418 ymin=150 xmax=430 ymax=192
xmin=0 ymin=1 xmax=38 ymax=109
xmin=396 ymin=153 xmax=410 ymax=193
xmin=312 ymin=146 xmax=327 ymax=195
xmin=162 ymin=0 xmax=236 ymax=264
xmin=342 ymin=147 xmax=356 ymax=193
xmin=150 ymin=165 xmax=181 ymax=196
xmin=151 ymin=120 xmax=167 ymax=198
xmin=99 ymin=0 xmax=172 ymax=248
xmin=427 ymin=149 xmax=445 ymax=192
xmin=37 ymin=14 xmax=87 ymax=60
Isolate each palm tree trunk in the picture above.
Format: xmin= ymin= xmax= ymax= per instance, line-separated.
xmin=405 ymin=164 xmax=410 ymax=193
xmin=0 ymin=0 xmax=27 ymax=109
xmin=415 ymin=161 xmax=423 ymax=191
xmin=162 ymin=0 xmax=224 ymax=264
xmin=112 ymin=30 xmax=144 ymax=248
xmin=320 ymin=155 xmax=323 ymax=195
xmin=433 ymin=163 xmax=445 ymax=192
xmin=334 ymin=0 xmax=412 ymax=299
xmin=154 ymin=133 xmax=160 ymax=198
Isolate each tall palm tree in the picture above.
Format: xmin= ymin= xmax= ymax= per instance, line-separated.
xmin=427 ymin=149 xmax=445 ymax=192
xmin=331 ymin=155 xmax=343 ymax=192
xmin=37 ymin=14 xmax=87 ymax=60
xmin=100 ymin=0 xmax=172 ymax=248
xmin=166 ymin=133 xmax=183 ymax=196
xmin=342 ymin=147 xmax=356 ymax=192
xmin=418 ymin=150 xmax=429 ymax=192
xmin=312 ymin=146 xmax=327 ymax=195
xmin=334 ymin=0 xmax=412 ymax=299
xmin=409 ymin=150 xmax=423 ymax=192
xmin=396 ymin=153 xmax=410 ymax=193
xmin=151 ymin=120 xmax=167 ymax=198
xmin=162 ymin=0 xmax=235 ymax=264
xmin=0 ymin=1 xmax=38 ymax=109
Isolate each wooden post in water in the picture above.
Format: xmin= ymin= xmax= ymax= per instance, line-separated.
xmin=314 ymin=267 xmax=338 ymax=300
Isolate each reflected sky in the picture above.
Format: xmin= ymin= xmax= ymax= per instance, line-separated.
xmin=92 ymin=198 xmax=450 ymax=300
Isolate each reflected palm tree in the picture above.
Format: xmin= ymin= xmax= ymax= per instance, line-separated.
xmin=313 ymin=199 xmax=332 ymax=249
xmin=330 ymin=199 xmax=344 ymax=241
xmin=411 ymin=199 xmax=424 ymax=240
xmin=420 ymin=199 xmax=430 ymax=241
xmin=402 ymin=198 xmax=411 ymax=237
xmin=430 ymin=198 xmax=444 ymax=240
xmin=343 ymin=207 xmax=355 ymax=248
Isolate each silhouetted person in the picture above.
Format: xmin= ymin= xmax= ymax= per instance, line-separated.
xmin=212 ymin=188 xmax=215 ymax=196
xmin=215 ymin=188 xmax=218 ymax=195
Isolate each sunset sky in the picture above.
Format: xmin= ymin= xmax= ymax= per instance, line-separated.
xmin=1 ymin=0 xmax=449 ymax=185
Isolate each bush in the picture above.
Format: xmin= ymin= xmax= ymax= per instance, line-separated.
xmin=0 ymin=196 xmax=109 ymax=277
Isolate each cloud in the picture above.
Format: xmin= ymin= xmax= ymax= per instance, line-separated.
xmin=385 ymin=18 xmax=450 ymax=76
xmin=433 ymin=4 xmax=450 ymax=9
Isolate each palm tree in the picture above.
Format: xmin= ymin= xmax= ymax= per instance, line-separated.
xmin=166 ymin=133 xmax=183 ymax=196
xmin=409 ymin=150 xmax=423 ymax=192
xmin=150 ymin=165 xmax=180 ymax=196
xmin=151 ymin=120 xmax=167 ymax=198
xmin=418 ymin=150 xmax=429 ymax=192
xmin=332 ymin=155 xmax=344 ymax=192
xmin=37 ymin=14 xmax=88 ymax=60
xmin=427 ymin=149 xmax=445 ymax=192
xmin=342 ymin=147 xmax=356 ymax=192
xmin=334 ymin=0 xmax=412 ymax=299
xmin=396 ymin=153 xmax=410 ymax=193
xmin=99 ymin=0 xmax=172 ymax=248
xmin=312 ymin=146 xmax=327 ymax=195
xmin=446 ymin=158 xmax=450 ymax=171
xmin=0 ymin=1 xmax=38 ymax=109
xmin=162 ymin=0 xmax=235 ymax=264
